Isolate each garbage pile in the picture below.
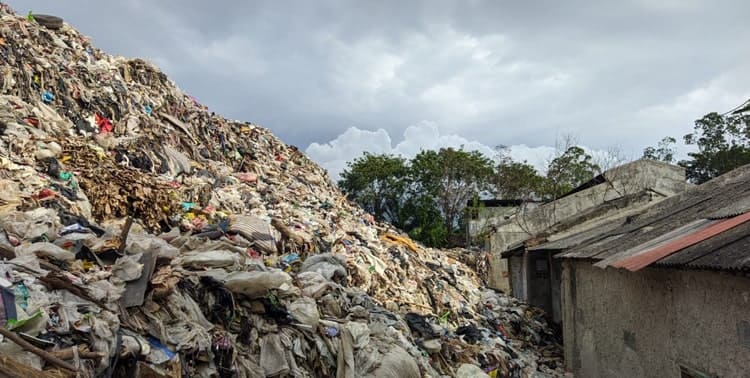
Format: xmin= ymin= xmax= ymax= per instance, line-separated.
xmin=0 ymin=4 xmax=565 ymax=377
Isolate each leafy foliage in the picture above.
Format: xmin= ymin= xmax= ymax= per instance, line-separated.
xmin=642 ymin=136 xmax=677 ymax=163
xmin=640 ymin=99 xmax=750 ymax=184
xmin=402 ymin=195 xmax=448 ymax=248
xmin=339 ymin=144 xmax=607 ymax=247
xmin=494 ymin=159 xmax=545 ymax=200
xmin=678 ymin=110 xmax=750 ymax=183
xmin=338 ymin=148 xmax=494 ymax=247
xmin=410 ymin=147 xmax=495 ymax=241
xmin=543 ymin=146 xmax=600 ymax=199
xmin=338 ymin=153 xmax=409 ymax=228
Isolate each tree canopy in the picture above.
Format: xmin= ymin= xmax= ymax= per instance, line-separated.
xmin=495 ymin=159 xmax=545 ymax=200
xmin=642 ymin=136 xmax=677 ymax=163
xmin=338 ymin=153 xmax=409 ymax=228
xmin=542 ymin=146 xmax=600 ymax=199
xmin=338 ymin=143 xmax=603 ymax=247
xmin=680 ymin=110 xmax=750 ymax=183
xmin=642 ymin=99 xmax=750 ymax=184
xmin=410 ymin=147 xmax=495 ymax=241
xmin=337 ymin=148 xmax=496 ymax=247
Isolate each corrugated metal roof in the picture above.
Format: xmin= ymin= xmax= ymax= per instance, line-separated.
xmin=656 ymin=221 xmax=750 ymax=266
xmin=685 ymin=237 xmax=750 ymax=270
xmin=656 ymin=221 xmax=750 ymax=270
xmin=561 ymin=164 xmax=750 ymax=271
xmin=529 ymin=217 xmax=626 ymax=251
xmin=606 ymin=212 xmax=750 ymax=271
xmin=706 ymin=195 xmax=750 ymax=219
xmin=559 ymin=194 xmax=714 ymax=260
xmin=593 ymin=219 xmax=715 ymax=269
xmin=557 ymin=234 xmax=624 ymax=259
xmin=527 ymin=234 xmax=587 ymax=251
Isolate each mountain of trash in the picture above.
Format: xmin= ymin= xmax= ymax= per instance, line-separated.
xmin=0 ymin=4 xmax=566 ymax=378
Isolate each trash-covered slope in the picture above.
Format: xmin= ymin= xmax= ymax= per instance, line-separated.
xmin=0 ymin=5 xmax=565 ymax=378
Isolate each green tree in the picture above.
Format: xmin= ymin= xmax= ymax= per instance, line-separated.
xmin=402 ymin=195 xmax=448 ymax=248
xmin=495 ymin=158 xmax=545 ymax=200
xmin=679 ymin=109 xmax=750 ymax=183
xmin=543 ymin=146 xmax=600 ymax=199
xmin=338 ymin=153 xmax=409 ymax=228
xmin=410 ymin=147 xmax=495 ymax=244
xmin=642 ymin=136 xmax=677 ymax=163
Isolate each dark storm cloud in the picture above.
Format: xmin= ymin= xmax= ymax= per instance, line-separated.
xmin=18 ymin=0 xmax=750 ymax=169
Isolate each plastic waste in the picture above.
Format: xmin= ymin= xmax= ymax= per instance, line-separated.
xmin=287 ymin=297 xmax=320 ymax=327
xmin=127 ymin=233 xmax=179 ymax=261
xmin=181 ymin=250 xmax=239 ymax=269
xmin=223 ymin=270 xmax=293 ymax=298
xmin=346 ymin=321 xmax=370 ymax=349
xmin=325 ymin=326 xmax=339 ymax=337
xmin=15 ymin=242 xmax=75 ymax=261
xmin=260 ymin=333 xmax=289 ymax=376
xmin=456 ymin=364 xmax=492 ymax=378
xmin=0 ymin=7 xmax=568 ymax=376
xmin=300 ymin=253 xmax=347 ymax=280
xmin=405 ymin=312 xmax=436 ymax=338
xmin=112 ymin=253 xmax=144 ymax=281
xmin=362 ymin=345 xmax=420 ymax=378
xmin=146 ymin=337 xmax=177 ymax=365
xmin=296 ymin=271 xmax=333 ymax=298
xmin=41 ymin=91 xmax=54 ymax=103
xmin=0 ymin=287 xmax=17 ymax=326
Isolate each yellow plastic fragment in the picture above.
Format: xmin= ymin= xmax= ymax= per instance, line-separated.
xmin=380 ymin=233 xmax=418 ymax=253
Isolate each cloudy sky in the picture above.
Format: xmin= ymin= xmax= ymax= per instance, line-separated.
xmin=21 ymin=0 xmax=750 ymax=179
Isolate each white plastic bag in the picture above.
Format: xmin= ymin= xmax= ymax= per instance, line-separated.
xmin=16 ymin=242 xmax=75 ymax=261
xmin=288 ymin=297 xmax=320 ymax=327
xmin=223 ymin=270 xmax=293 ymax=298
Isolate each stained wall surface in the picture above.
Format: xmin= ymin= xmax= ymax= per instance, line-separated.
xmin=561 ymin=260 xmax=750 ymax=378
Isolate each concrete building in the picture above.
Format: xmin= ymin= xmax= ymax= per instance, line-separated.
xmin=485 ymin=159 xmax=688 ymax=305
xmin=467 ymin=199 xmax=538 ymax=293
xmin=466 ymin=199 xmax=530 ymax=244
xmin=557 ymin=165 xmax=750 ymax=378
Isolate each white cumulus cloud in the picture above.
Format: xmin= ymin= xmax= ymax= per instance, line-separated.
xmin=306 ymin=122 xmax=570 ymax=182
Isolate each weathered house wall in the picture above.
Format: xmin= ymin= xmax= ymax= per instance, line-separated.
xmin=488 ymin=254 xmax=511 ymax=293
xmin=513 ymin=251 xmax=563 ymax=323
xmin=550 ymin=255 xmax=562 ymax=323
xmin=508 ymin=193 xmax=657 ymax=321
xmin=509 ymin=254 xmax=525 ymax=299
xmin=561 ymin=259 xmax=750 ymax=378
xmin=467 ymin=205 xmax=520 ymax=239
xmin=487 ymin=160 xmax=688 ymax=291
xmin=491 ymin=161 xmax=687 ymax=254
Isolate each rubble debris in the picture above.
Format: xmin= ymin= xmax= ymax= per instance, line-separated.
xmin=0 ymin=327 xmax=78 ymax=372
xmin=0 ymin=3 xmax=565 ymax=377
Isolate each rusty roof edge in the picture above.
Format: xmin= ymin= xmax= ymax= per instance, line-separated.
xmin=592 ymin=219 xmax=714 ymax=269
xmin=610 ymin=212 xmax=750 ymax=272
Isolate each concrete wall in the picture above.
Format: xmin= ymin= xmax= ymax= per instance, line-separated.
xmin=527 ymin=252 xmax=552 ymax=313
xmin=490 ymin=160 xmax=688 ymax=254
xmin=515 ymin=251 xmax=563 ymax=324
xmin=561 ymin=259 xmax=750 ymax=378
xmin=467 ymin=206 xmax=520 ymax=239
xmin=487 ymin=254 xmax=511 ymax=294
xmin=509 ymin=255 xmax=525 ymax=299
xmin=550 ymin=256 xmax=562 ymax=324
xmin=484 ymin=160 xmax=688 ymax=292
